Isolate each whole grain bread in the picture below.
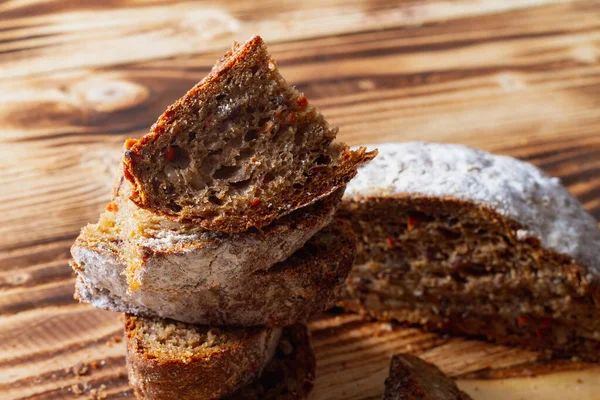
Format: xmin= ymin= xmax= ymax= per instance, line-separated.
xmin=73 ymin=218 xmax=356 ymax=326
xmin=338 ymin=142 xmax=600 ymax=360
xmin=383 ymin=354 xmax=472 ymax=400
xmin=81 ymin=175 xmax=341 ymax=292
xmin=127 ymin=320 xmax=314 ymax=400
xmin=122 ymin=35 xmax=376 ymax=232
xmin=126 ymin=315 xmax=281 ymax=400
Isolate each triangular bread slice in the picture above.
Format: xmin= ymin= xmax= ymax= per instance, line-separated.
xmin=73 ymin=217 xmax=356 ymax=326
xmin=338 ymin=142 xmax=600 ymax=360
xmin=383 ymin=354 xmax=472 ymax=400
xmin=127 ymin=320 xmax=314 ymax=400
xmin=122 ymin=35 xmax=376 ymax=232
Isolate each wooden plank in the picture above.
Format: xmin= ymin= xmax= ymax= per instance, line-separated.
xmin=1 ymin=304 xmax=599 ymax=399
xmin=0 ymin=0 xmax=574 ymax=79
xmin=1 ymin=1 xmax=598 ymax=251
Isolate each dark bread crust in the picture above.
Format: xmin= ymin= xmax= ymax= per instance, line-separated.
xmin=383 ymin=354 xmax=472 ymax=400
xmin=122 ymin=35 xmax=376 ymax=232
xmin=338 ymin=194 xmax=600 ymax=360
xmin=230 ymin=324 xmax=315 ymax=399
xmin=126 ymin=315 xmax=281 ymax=400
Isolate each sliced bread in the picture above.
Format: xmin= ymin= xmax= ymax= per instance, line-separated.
xmin=338 ymin=142 xmax=600 ymax=360
xmin=122 ymin=35 xmax=376 ymax=232
xmin=126 ymin=315 xmax=281 ymax=400
xmin=383 ymin=354 xmax=471 ymax=400
xmin=80 ymin=175 xmax=341 ymax=292
xmin=74 ymin=218 xmax=356 ymax=326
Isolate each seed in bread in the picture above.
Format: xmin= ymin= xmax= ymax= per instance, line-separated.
xmin=122 ymin=35 xmax=376 ymax=232
xmin=338 ymin=142 xmax=600 ymax=360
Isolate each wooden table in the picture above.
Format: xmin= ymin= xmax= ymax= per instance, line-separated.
xmin=1 ymin=1 xmax=599 ymax=399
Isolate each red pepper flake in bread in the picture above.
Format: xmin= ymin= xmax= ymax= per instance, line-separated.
xmin=287 ymin=112 xmax=295 ymax=123
xmin=407 ymin=215 xmax=421 ymax=230
xmin=165 ymin=147 xmax=176 ymax=162
xmin=540 ymin=318 xmax=552 ymax=329
xmin=250 ymin=198 xmax=261 ymax=207
xmin=386 ymin=237 xmax=396 ymax=248
xmin=517 ymin=315 xmax=529 ymax=327
xmin=105 ymin=202 xmax=119 ymax=212
xmin=296 ymin=96 xmax=308 ymax=108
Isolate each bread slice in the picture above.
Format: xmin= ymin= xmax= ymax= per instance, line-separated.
xmin=338 ymin=142 xmax=600 ymax=360
xmin=125 ymin=315 xmax=281 ymax=400
xmin=127 ymin=320 xmax=315 ymax=400
xmin=73 ymin=218 xmax=356 ymax=326
xmin=383 ymin=354 xmax=471 ymax=400
xmin=122 ymin=35 xmax=376 ymax=232
xmin=82 ymin=175 xmax=341 ymax=292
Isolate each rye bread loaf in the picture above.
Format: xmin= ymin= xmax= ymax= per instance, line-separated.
xmin=122 ymin=35 xmax=376 ymax=232
xmin=125 ymin=315 xmax=281 ymax=400
xmin=127 ymin=320 xmax=314 ymax=400
xmin=82 ymin=175 xmax=341 ymax=292
xmin=383 ymin=354 xmax=471 ymax=400
xmin=338 ymin=142 xmax=600 ymax=360
xmin=73 ymin=218 xmax=356 ymax=326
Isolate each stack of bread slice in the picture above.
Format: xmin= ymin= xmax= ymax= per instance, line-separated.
xmin=71 ymin=35 xmax=376 ymax=399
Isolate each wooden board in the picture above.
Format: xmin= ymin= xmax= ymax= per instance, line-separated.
xmin=1 ymin=0 xmax=599 ymax=399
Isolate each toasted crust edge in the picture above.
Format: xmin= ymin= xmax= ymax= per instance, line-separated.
xmin=126 ymin=315 xmax=282 ymax=400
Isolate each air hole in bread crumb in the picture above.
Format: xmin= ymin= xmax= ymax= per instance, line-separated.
xmin=231 ymin=179 xmax=252 ymax=191
xmin=167 ymin=202 xmax=182 ymax=212
xmin=262 ymin=173 xmax=275 ymax=184
xmin=244 ymin=130 xmax=259 ymax=142
xmin=166 ymin=146 xmax=190 ymax=169
xmin=208 ymin=195 xmax=223 ymax=206
xmin=213 ymin=165 xmax=241 ymax=180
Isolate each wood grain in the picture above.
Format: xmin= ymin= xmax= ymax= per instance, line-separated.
xmin=0 ymin=0 xmax=572 ymax=79
xmin=1 ymin=0 xmax=599 ymax=399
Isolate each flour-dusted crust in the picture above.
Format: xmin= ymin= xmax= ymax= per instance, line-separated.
xmin=345 ymin=142 xmax=600 ymax=279
xmin=73 ymin=219 xmax=356 ymax=326
xmin=126 ymin=315 xmax=281 ymax=400
xmin=383 ymin=354 xmax=472 ymax=400
xmin=339 ymin=142 xmax=600 ymax=360
xmin=109 ymin=177 xmax=343 ymax=291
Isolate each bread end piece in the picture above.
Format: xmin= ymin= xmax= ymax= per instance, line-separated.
xmin=383 ymin=354 xmax=472 ymax=400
